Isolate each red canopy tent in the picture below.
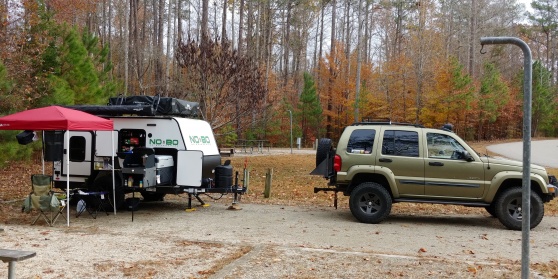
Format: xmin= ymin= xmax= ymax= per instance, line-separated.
xmin=0 ymin=105 xmax=113 ymax=130
xmin=0 ymin=106 xmax=114 ymax=226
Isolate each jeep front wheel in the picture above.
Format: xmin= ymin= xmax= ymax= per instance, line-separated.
xmin=494 ymin=187 xmax=544 ymax=230
xmin=349 ymin=182 xmax=392 ymax=224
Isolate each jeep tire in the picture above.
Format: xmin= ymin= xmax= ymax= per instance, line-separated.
xmin=349 ymin=182 xmax=392 ymax=224
xmin=316 ymin=138 xmax=333 ymax=167
xmin=484 ymin=204 xmax=496 ymax=217
xmin=494 ymin=186 xmax=544 ymax=230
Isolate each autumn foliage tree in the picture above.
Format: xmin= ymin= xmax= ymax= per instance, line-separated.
xmin=175 ymin=36 xmax=267 ymax=137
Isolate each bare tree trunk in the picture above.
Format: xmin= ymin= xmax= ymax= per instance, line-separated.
xmin=156 ymin=0 xmax=165 ymax=93
xmin=363 ymin=0 xmax=369 ymax=65
xmin=201 ymin=0 xmax=209 ymax=39
xmin=125 ymin=0 xmax=130 ymax=95
xmin=326 ymin=0 xmax=336 ymax=139
xmin=354 ymin=0 xmax=363 ymax=122
xmin=178 ymin=0 xmax=182 ymax=42
xmin=221 ymin=0 xmax=227 ymax=46
xmin=238 ymin=0 xmax=245 ymax=54
xmin=165 ymin=0 xmax=172 ymax=96
xmin=283 ymin=1 xmax=292 ymax=85
xmin=317 ymin=0 xmax=324 ymax=96
xmin=231 ymin=0 xmax=235 ymax=49
xmin=468 ymin=0 xmax=476 ymax=78
xmin=415 ymin=0 xmax=426 ymax=123
xmin=344 ymin=0 xmax=351 ymax=124
xmin=246 ymin=0 xmax=254 ymax=58
xmin=108 ymin=0 xmax=113 ymax=67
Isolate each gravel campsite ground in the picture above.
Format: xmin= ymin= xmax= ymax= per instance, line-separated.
xmin=1 ymin=145 xmax=558 ymax=278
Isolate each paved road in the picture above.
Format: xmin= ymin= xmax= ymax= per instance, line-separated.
xmin=487 ymin=139 xmax=558 ymax=168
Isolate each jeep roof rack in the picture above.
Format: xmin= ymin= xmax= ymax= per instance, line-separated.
xmin=351 ymin=118 xmax=423 ymax=128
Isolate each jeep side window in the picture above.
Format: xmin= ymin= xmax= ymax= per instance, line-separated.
xmin=426 ymin=133 xmax=466 ymax=160
xmin=346 ymin=129 xmax=375 ymax=154
xmin=381 ymin=130 xmax=419 ymax=157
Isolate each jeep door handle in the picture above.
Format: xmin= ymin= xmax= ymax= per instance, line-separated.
xmin=429 ymin=162 xmax=444 ymax=166
xmin=379 ymin=158 xmax=392 ymax=163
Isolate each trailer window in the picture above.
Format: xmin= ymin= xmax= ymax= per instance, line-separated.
xmin=119 ymin=129 xmax=146 ymax=152
xmin=69 ymin=136 xmax=86 ymax=162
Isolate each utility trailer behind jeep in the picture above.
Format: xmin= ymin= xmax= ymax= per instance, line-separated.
xmin=47 ymin=95 xmax=245 ymax=209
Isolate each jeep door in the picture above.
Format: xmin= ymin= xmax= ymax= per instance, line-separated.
xmin=424 ymin=132 xmax=486 ymax=198
xmin=376 ymin=128 xmax=424 ymax=196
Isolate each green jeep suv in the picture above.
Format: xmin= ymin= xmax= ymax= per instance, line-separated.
xmin=312 ymin=121 xmax=558 ymax=230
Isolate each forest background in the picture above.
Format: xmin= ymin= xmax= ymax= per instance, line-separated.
xmin=0 ymin=0 xmax=558 ymax=167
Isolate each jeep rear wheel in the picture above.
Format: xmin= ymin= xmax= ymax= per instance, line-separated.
xmin=484 ymin=204 xmax=496 ymax=217
xmin=494 ymin=187 xmax=544 ymax=230
xmin=349 ymin=182 xmax=392 ymax=224
xmin=316 ymin=138 xmax=333 ymax=167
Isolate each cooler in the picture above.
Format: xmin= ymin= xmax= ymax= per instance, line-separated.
xmin=155 ymin=155 xmax=174 ymax=185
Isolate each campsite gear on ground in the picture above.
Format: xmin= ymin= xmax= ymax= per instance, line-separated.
xmin=22 ymin=174 xmax=67 ymax=226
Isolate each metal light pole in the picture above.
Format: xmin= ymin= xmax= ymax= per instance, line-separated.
xmin=287 ymin=110 xmax=293 ymax=154
xmin=480 ymin=36 xmax=532 ymax=279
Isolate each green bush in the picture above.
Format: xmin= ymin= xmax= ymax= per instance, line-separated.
xmin=0 ymin=131 xmax=40 ymax=168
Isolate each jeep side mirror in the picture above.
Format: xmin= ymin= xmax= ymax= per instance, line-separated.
xmin=459 ymin=150 xmax=474 ymax=162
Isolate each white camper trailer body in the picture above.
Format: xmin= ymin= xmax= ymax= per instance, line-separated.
xmin=50 ymin=115 xmax=241 ymax=209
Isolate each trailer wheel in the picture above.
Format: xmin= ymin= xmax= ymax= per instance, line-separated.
xmin=93 ymin=173 xmax=125 ymax=210
xmin=141 ymin=192 xmax=166 ymax=202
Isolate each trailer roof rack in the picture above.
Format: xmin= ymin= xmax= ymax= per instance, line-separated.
xmin=66 ymin=94 xmax=200 ymax=118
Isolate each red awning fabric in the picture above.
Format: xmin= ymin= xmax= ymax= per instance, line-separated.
xmin=0 ymin=106 xmax=113 ymax=131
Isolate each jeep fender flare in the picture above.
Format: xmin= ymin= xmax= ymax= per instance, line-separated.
xmin=344 ymin=165 xmax=400 ymax=198
xmin=486 ymin=171 xmax=547 ymax=203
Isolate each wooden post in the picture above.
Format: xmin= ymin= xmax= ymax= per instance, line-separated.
xmin=264 ymin=168 xmax=273 ymax=198
xmin=243 ymin=168 xmax=250 ymax=193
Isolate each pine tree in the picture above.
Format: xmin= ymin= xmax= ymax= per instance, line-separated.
xmin=0 ymin=61 xmax=14 ymax=113
xmin=478 ymin=63 xmax=509 ymax=139
xmin=298 ymin=72 xmax=323 ymax=146
xmin=37 ymin=26 xmax=117 ymax=106
xmin=531 ymin=61 xmax=557 ymax=136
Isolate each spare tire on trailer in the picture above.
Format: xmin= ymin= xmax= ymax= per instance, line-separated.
xmin=316 ymin=138 xmax=333 ymax=167
xmin=93 ymin=172 xmax=125 ymax=210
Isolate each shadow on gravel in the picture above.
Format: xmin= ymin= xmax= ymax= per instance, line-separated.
xmin=385 ymin=214 xmax=503 ymax=229
xmin=304 ymin=206 xmax=504 ymax=230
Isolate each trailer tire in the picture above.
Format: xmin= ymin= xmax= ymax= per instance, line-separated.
xmin=141 ymin=192 xmax=166 ymax=202
xmin=93 ymin=173 xmax=126 ymax=210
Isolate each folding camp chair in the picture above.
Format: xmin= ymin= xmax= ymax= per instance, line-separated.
xmin=22 ymin=174 xmax=67 ymax=226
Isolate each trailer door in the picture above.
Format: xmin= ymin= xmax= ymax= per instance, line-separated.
xmin=95 ymin=130 xmax=117 ymax=156
xmin=176 ymin=150 xmax=203 ymax=187
xmin=62 ymin=131 xmax=93 ymax=176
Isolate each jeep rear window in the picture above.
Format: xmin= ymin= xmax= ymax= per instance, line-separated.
xmin=381 ymin=130 xmax=419 ymax=157
xmin=347 ymin=129 xmax=376 ymax=154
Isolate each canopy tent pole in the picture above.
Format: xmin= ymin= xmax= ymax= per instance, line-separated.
xmin=112 ymin=131 xmax=116 ymax=215
xmin=66 ymin=131 xmax=70 ymax=227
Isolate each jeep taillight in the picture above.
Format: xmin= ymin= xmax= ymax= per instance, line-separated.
xmin=333 ymin=154 xmax=341 ymax=172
